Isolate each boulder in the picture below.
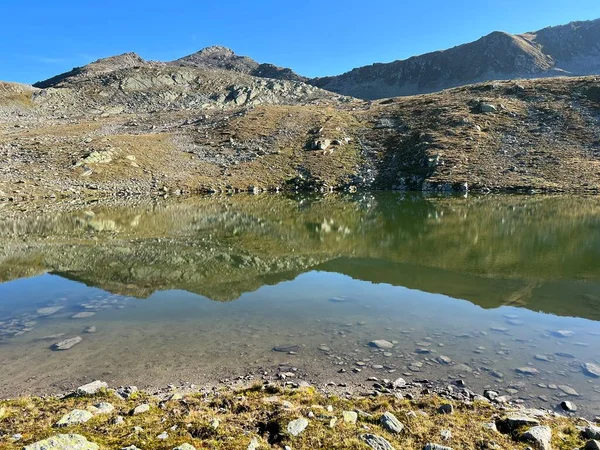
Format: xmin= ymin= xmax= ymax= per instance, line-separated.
xmin=55 ymin=409 xmax=93 ymax=427
xmin=583 ymin=362 xmax=600 ymax=378
xmin=521 ymin=425 xmax=552 ymax=450
xmin=24 ymin=434 xmax=99 ymax=450
xmin=287 ymin=418 xmax=309 ymax=436
xmin=361 ymin=433 xmax=396 ymax=450
xmin=380 ymin=412 xmax=404 ymax=434
xmin=76 ymin=380 xmax=107 ymax=396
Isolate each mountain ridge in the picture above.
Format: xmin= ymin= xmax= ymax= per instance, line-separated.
xmin=32 ymin=18 xmax=600 ymax=99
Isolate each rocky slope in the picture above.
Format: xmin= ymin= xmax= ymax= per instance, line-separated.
xmin=311 ymin=19 xmax=600 ymax=99
xmin=1 ymin=74 xmax=599 ymax=200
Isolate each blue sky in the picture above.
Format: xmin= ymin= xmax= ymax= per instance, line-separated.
xmin=2 ymin=0 xmax=600 ymax=84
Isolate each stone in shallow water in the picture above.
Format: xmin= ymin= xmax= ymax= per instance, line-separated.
xmin=521 ymin=425 xmax=552 ymax=450
xmin=72 ymin=312 xmax=96 ymax=319
xmin=558 ymin=385 xmax=579 ymax=396
xmin=24 ymin=434 xmax=99 ymax=450
xmin=52 ymin=336 xmax=82 ymax=351
xmin=380 ymin=412 xmax=404 ymax=434
xmin=361 ymin=433 xmax=396 ymax=450
xmin=287 ymin=418 xmax=309 ymax=436
xmin=560 ymin=400 xmax=577 ymax=412
xmin=583 ymin=362 xmax=600 ymax=378
xmin=84 ymin=326 xmax=96 ymax=333
xmin=369 ymin=340 xmax=394 ymax=349
xmin=515 ymin=366 xmax=539 ymax=376
xmin=36 ymin=306 xmax=64 ymax=316
xmin=551 ymin=329 xmax=574 ymax=338
xmin=55 ymin=409 xmax=94 ymax=427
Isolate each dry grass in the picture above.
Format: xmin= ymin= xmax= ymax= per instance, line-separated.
xmin=0 ymin=385 xmax=590 ymax=449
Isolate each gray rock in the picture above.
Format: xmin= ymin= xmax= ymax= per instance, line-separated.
xmin=173 ymin=445 xmax=196 ymax=450
xmin=287 ymin=418 xmax=309 ymax=436
xmin=55 ymin=409 xmax=93 ymax=427
xmin=121 ymin=447 xmax=141 ymax=450
xmin=36 ymin=306 xmax=64 ymax=316
xmin=516 ymin=366 xmax=539 ymax=376
xmin=521 ymin=425 xmax=552 ymax=450
xmin=423 ymin=444 xmax=453 ymax=450
xmin=91 ymin=402 xmax=114 ymax=415
xmin=438 ymin=404 xmax=454 ymax=414
xmin=585 ymin=440 xmax=600 ymax=450
xmin=380 ymin=412 xmax=404 ymax=434
xmin=497 ymin=416 xmax=540 ymax=433
xmin=247 ymin=437 xmax=260 ymax=450
xmin=479 ymin=103 xmax=497 ymax=113
xmin=440 ymin=429 xmax=452 ymax=441
xmin=559 ymin=400 xmax=576 ymax=412
xmin=583 ymin=362 xmax=600 ymax=378
xmin=558 ymin=385 xmax=579 ymax=396
xmin=584 ymin=425 xmax=600 ymax=440
xmin=436 ymin=355 xmax=452 ymax=364
xmin=116 ymin=386 xmax=138 ymax=399
xmin=361 ymin=433 xmax=396 ymax=450
xmin=343 ymin=410 xmax=358 ymax=424
xmin=369 ymin=340 xmax=394 ymax=349
xmin=52 ymin=336 xmax=82 ymax=351
xmin=24 ymin=434 xmax=99 ymax=450
xmin=157 ymin=431 xmax=169 ymax=439
xmin=84 ymin=326 xmax=96 ymax=333
xmin=131 ymin=403 xmax=150 ymax=415
xmin=392 ymin=377 xmax=406 ymax=388
xmin=112 ymin=415 xmax=125 ymax=425
xmin=71 ymin=312 xmax=96 ymax=319
xmin=76 ymin=380 xmax=107 ymax=395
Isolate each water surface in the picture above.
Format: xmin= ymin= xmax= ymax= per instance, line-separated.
xmin=1 ymin=193 xmax=599 ymax=416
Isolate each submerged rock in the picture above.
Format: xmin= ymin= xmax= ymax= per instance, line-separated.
xmin=24 ymin=434 xmax=99 ymax=450
xmin=52 ymin=336 xmax=82 ymax=351
xmin=36 ymin=306 xmax=64 ymax=316
xmin=369 ymin=340 xmax=394 ymax=349
xmin=583 ymin=362 xmax=600 ymax=378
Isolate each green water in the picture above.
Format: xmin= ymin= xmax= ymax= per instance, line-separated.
xmin=0 ymin=193 xmax=599 ymax=415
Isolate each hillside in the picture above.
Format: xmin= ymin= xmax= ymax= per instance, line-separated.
xmin=1 ymin=72 xmax=600 ymax=201
xmin=311 ymin=19 xmax=600 ymax=99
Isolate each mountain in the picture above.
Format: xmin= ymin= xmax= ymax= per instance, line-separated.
xmin=171 ymin=45 xmax=307 ymax=82
xmin=310 ymin=18 xmax=600 ymax=99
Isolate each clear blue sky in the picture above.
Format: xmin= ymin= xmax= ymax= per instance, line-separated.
xmin=2 ymin=0 xmax=600 ymax=84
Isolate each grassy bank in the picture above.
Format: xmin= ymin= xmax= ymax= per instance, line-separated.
xmin=0 ymin=382 xmax=594 ymax=449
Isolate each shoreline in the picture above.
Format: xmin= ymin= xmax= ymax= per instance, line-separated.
xmin=1 ymin=377 xmax=598 ymax=449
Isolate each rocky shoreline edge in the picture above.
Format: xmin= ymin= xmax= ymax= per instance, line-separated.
xmin=1 ymin=378 xmax=599 ymax=450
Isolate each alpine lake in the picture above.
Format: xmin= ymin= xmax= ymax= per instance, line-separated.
xmin=1 ymin=193 xmax=599 ymax=417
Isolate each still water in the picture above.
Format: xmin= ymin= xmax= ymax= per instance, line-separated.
xmin=0 ymin=193 xmax=599 ymax=415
